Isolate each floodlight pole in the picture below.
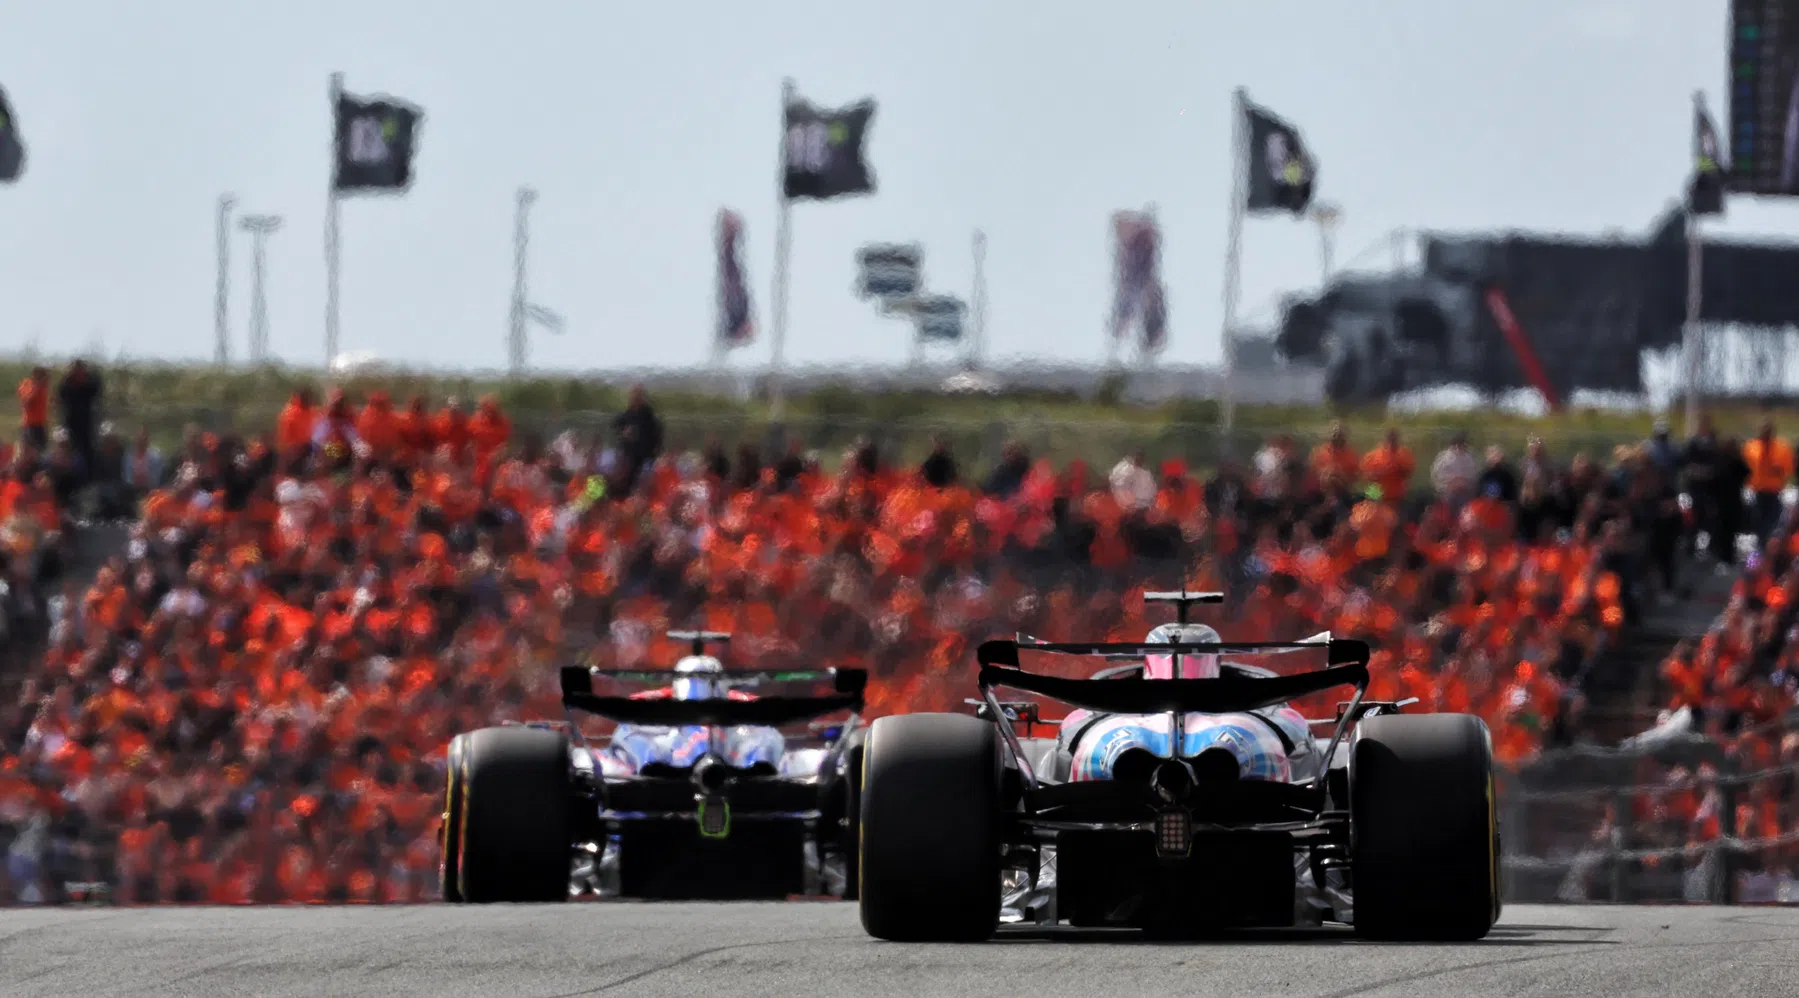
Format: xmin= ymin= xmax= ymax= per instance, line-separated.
xmin=214 ymin=194 xmax=236 ymax=366
xmin=240 ymin=213 xmax=284 ymax=365
xmin=509 ymin=186 xmax=537 ymax=378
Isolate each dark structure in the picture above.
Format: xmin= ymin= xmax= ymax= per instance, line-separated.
xmin=1275 ymin=205 xmax=1799 ymax=405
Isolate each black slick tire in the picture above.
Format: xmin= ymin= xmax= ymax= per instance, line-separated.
xmin=858 ymin=713 xmax=1001 ymax=941
xmin=439 ymin=733 xmax=468 ymax=902
xmin=840 ymin=739 xmax=864 ymax=902
xmin=456 ymin=726 xmax=573 ymax=904
xmin=1350 ymin=713 xmax=1501 ymax=940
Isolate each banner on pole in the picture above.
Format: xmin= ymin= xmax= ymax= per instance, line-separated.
xmin=856 ymin=243 xmax=923 ymax=301
xmin=1110 ymin=210 xmax=1167 ymax=351
xmin=716 ymin=208 xmax=754 ymax=348
xmin=1691 ymin=98 xmax=1728 ymax=216
xmin=333 ymin=88 xmax=424 ymax=194
xmin=900 ymin=294 xmax=967 ymax=343
xmin=782 ymin=95 xmax=876 ymax=201
xmin=0 ymin=85 xmax=24 ymax=184
xmin=1243 ymin=99 xmax=1316 ymax=215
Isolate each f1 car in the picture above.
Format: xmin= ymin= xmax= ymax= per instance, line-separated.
xmin=857 ymin=591 xmax=1502 ymax=941
xmin=440 ymin=631 xmax=868 ymax=902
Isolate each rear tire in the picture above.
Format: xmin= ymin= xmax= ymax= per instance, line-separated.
xmin=439 ymin=734 xmax=468 ymax=902
xmin=1350 ymin=713 xmax=1500 ymax=940
xmin=840 ymin=739 xmax=864 ymax=902
xmin=456 ymin=726 xmax=573 ymax=904
xmin=859 ymin=713 xmax=1001 ymax=941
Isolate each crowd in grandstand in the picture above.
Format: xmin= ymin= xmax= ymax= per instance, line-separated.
xmin=0 ymin=357 xmax=1796 ymax=904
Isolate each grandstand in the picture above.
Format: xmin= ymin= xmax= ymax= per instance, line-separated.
xmin=1 ymin=367 xmax=1770 ymax=904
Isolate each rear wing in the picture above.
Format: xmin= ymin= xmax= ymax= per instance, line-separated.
xmin=974 ymin=637 xmax=1371 ymax=795
xmin=559 ymin=665 xmax=866 ymax=727
xmin=975 ymin=638 xmax=1368 ymax=715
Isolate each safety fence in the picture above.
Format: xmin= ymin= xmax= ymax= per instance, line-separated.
xmin=1499 ymin=711 xmax=1799 ymax=905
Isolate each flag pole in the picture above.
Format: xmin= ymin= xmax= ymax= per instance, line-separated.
xmin=325 ymin=71 xmax=344 ymax=376
xmin=509 ymin=186 xmax=536 ymax=378
xmin=969 ymin=228 xmax=987 ymax=370
xmin=769 ymin=78 xmax=796 ymax=424
xmin=215 ymin=193 xmax=236 ymax=367
xmin=1219 ymin=86 xmax=1249 ymax=442
xmin=711 ymin=208 xmax=729 ymax=369
xmin=1683 ymin=89 xmax=1708 ymax=437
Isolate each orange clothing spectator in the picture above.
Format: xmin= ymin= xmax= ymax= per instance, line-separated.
xmin=468 ymin=397 xmax=511 ymax=465
xmin=1360 ymin=430 xmax=1416 ymax=502
xmin=17 ymin=367 xmax=49 ymax=446
xmin=276 ymin=390 xmax=319 ymax=457
xmin=433 ymin=400 xmax=472 ymax=463
xmin=1744 ymin=432 xmax=1793 ymax=495
xmin=1309 ymin=424 xmax=1359 ymax=488
xmin=397 ymin=396 xmax=436 ymax=459
xmin=356 ymin=391 xmax=403 ymax=461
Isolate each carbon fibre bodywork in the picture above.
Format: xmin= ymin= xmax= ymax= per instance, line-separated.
xmin=551 ymin=635 xmax=868 ymax=900
xmin=968 ymin=593 xmax=1402 ymax=931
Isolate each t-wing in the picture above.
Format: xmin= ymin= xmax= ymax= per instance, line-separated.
xmin=558 ymin=665 xmax=867 ymax=727
xmin=973 ymin=638 xmax=1370 ymax=716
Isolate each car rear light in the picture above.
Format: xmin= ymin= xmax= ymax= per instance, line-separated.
xmin=1155 ymin=809 xmax=1192 ymax=858
xmin=697 ymin=795 xmax=731 ymax=839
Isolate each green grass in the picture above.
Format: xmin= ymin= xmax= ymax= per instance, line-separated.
xmin=0 ymin=355 xmax=1773 ymax=472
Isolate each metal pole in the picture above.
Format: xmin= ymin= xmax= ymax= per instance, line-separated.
xmin=711 ymin=208 xmax=729 ymax=369
xmin=1105 ymin=214 xmax=1121 ymax=370
xmin=214 ymin=194 xmax=235 ymax=366
xmin=769 ymin=78 xmax=795 ymax=422
xmin=1219 ymin=87 xmax=1249 ymax=438
xmin=1684 ymin=91 xmax=1708 ymax=436
xmin=1312 ymin=202 xmax=1341 ymax=284
xmin=325 ymin=72 xmax=344 ymax=374
xmin=240 ymin=214 xmax=283 ymax=365
xmin=1137 ymin=202 xmax=1159 ymax=369
xmin=1684 ymin=211 xmax=1704 ymax=435
xmin=969 ymin=229 xmax=987 ymax=370
xmin=509 ymin=186 xmax=536 ymax=378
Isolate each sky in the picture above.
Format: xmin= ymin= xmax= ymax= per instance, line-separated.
xmin=0 ymin=0 xmax=1792 ymax=377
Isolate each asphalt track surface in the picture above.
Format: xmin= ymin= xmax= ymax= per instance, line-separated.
xmin=1 ymin=903 xmax=1796 ymax=997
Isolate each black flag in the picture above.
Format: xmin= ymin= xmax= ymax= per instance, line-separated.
xmin=782 ymin=96 xmax=875 ymax=201
xmin=1689 ymin=101 xmax=1726 ymax=216
xmin=1244 ymin=100 xmax=1315 ymax=215
xmin=0 ymin=85 xmax=24 ymax=184
xmin=333 ymin=90 xmax=423 ymax=193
